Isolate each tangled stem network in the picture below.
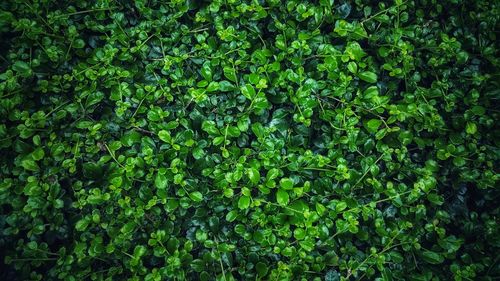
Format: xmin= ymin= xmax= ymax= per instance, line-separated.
xmin=0 ymin=0 xmax=499 ymax=280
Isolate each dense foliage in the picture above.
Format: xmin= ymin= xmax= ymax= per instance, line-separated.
xmin=0 ymin=0 xmax=499 ymax=280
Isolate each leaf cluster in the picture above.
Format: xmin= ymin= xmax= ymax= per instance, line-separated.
xmin=0 ymin=0 xmax=499 ymax=280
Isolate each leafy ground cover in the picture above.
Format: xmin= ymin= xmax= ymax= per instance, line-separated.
xmin=0 ymin=0 xmax=499 ymax=280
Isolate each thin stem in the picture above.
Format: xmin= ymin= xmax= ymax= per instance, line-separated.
xmin=45 ymin=100 xmax=70 ymax=117
xmin=349 ymin=230 xmax=405 ymax=280
xmin=223 ymin=124 xmax=229 ymax=150
xmin=214 ymin=238 xmax=228 ymax=281
xmin=54 ymin=7 xmax=116 ymax=18
xmin=136 ymin=33 xmax=155 ymax=50
xmin=303 ymin=167 xmax=333 ymax=172
xmin=133 ymin=126 xmax=154 ymax=135
xmin=360 ymin=1 xmax=408 ymax=24
xmin=260 ymin=200 xmax=304 ymax=215
xmin=344 ymin=190 xmax=413 ymax=214
xmin=104 ymin=143 xmax=125 ymax=169
xmin=189 ymin=27 xmax=209 ymax=33
xmin=317 ymin=96 xmax=346 ymax=131
xmin=0 ymin=135 xmax=16 ymax=142
xmin=351 ymin=153 xmax=385 ymax=190
xmin=121 ymin=250 xmax=134 ymax=259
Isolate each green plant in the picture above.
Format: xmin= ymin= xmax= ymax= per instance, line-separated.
xmin=0 ymin=0 xmax=499 ymax=280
